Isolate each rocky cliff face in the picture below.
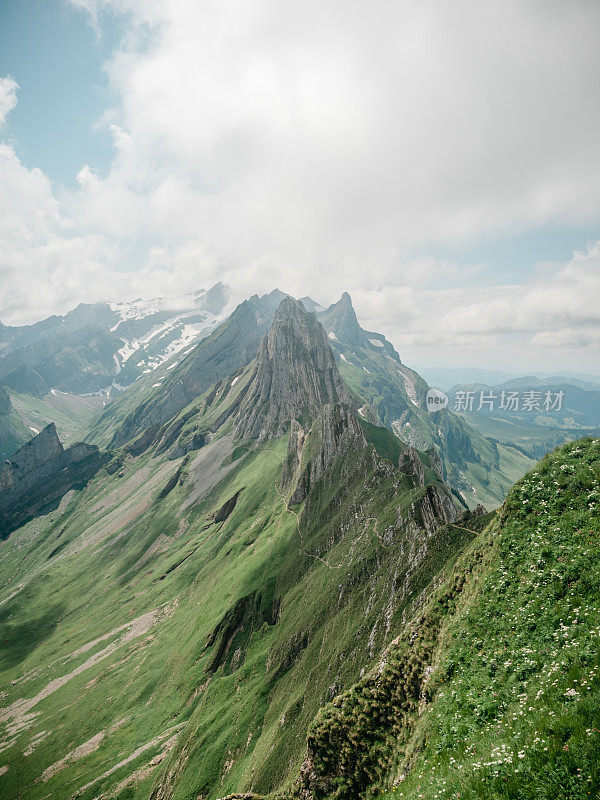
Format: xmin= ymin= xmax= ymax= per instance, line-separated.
xmin=110 ymin=292 xmax=290 ymax=451
xmin=235 ymin=297 xmax=351 ymax=442
xmin=113 ymin=300 xmax=265 ymax=448
xmin=316 ymin=292 xmax=364 ymax=346
xmin=316 ymin=292 xmax=401 ymax=362
xmin=0 ymin=423 xmax=104 ymax=536
xmin=288 ymin=403 xmax=366 ymax=503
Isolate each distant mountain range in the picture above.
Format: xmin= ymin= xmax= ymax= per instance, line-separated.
xmin=0 ymin=282 xmax=229 ymax=397
xmin=420 ymin=365 xmax=600 ymax=391
xmin=447 ymin=378 xmax=600 ymax=428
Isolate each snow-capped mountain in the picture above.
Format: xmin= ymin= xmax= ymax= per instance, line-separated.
xmin=0 ymin=283 xmax=230 ymax=397
xmin=107 ymin=283 xmax=229 ymax=391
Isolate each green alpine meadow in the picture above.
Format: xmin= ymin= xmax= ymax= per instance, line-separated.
xmin=0 ymin=293 xmax=598 ymax=800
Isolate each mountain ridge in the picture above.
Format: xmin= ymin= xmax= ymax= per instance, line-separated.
xmin=234 ymin=297 xmax=351 ymax=443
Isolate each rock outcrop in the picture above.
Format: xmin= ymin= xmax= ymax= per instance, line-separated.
xmin=316 ymin=292 xmax=401 ymax=362
xmin=281 ymin=418 xmax=306 ymax=489
xmin=407 ymin=484 xmax=458 ymax=535
xmin=235 ymin=297 xmax=351 ymax=442
xmin=316 ymin=291 xmax=364 ymax=346
xmin=0 ymin=423 xmax=105 ymax=536
xmin=113 ymin=292 xmax=286 ymax=450
xmin=426 ymin=445 xmax=444 ymax=480
xmin=290 ymin=403 xmax=366 ymax=504
xmin=399 ymin=446 xmax=426 ymax=486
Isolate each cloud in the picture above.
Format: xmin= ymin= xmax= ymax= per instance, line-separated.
xmin=351 ymin=243 xmax=600 ymax=371
xmin=70 ymin=0 xmax=600 ymax=261
xmin=0 ymin=76 xmax=18 ymax=125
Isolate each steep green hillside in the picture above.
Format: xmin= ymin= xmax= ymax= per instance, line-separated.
xmin=9 ymin=389 xmax=106 ymax=445
xmin=0 ymin=386 xmax=30 ymax=460
xmin=2 ymin=295 xmax=589 ymax=800
xmin=315 ymin=294 xmax=534 ymax=508
xmin=0 ymin=411 xmax=461 ymax=799
xmin=287 ymin=438 xmax=600 ymax=800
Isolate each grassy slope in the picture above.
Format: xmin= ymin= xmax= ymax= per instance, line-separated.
xmin=9 ymin=390 xmax=106 ymax=445
xmin=0 ymin=387 xmax=466 ymax=800
xmin=458 ymin=442 xmax=536 ymax=510
xmin=379 ymin=437 xmax=600 ymax=800
xmin=455 ymin=410 xmax=595 ymax=460
xmin=0 ymin=406 xmax=31 ymax=460
xmin=289 ymin=438 xmax=599 ymax=800
xmin=336 ymin=348 xmax=533 ymax=510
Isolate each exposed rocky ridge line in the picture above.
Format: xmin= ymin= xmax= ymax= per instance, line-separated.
xmin=289 ymin=403 xmax=366 ymax=503
xmin=235 ymin=297 xmax=351 ymax=443
xmin=112 ymin=300 xmax=265 ymax=448
xmin=314 ymin=292 xmax=400 ymax=363
xmin=404 ymin=483 xmax=458 ymax=538
xmin=317 ymin=292 xmax=364 ymax=346
xmin=103 ymin=291 xmax=288 ymax=453
xmin=0 ymin=423 xmax=105 ymax=536
xmin=398 ymin=446 xmax=426 ymax=486
xmin=312 ymin=292 xmax=516 ymax=507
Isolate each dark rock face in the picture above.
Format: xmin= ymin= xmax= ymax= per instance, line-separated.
xmin=399 ymin=446 xmax=426 ymax=486
xmin=0 ymin=423 xmax=104 ymax=537
xmin=316 ymin=292 xmax=364 ymax=346
xmin=408 ymin=484 xmax=458 ymax=536
xmin=235 ymin=298 xmax=351 ymax=443
xmin=114 ymin=299 xmax=267 ymax=448
xmin=290 ymin=403 xmax=366 ymax=504
xmin=205 ymin=588 xmax=278 ymax=675
xmin=213 ymin=488 xmax=243 ymax=523
xmin=156 ymin=458 xmax=188 ymax=501
xmin=167 ymin=431 xmax=206 ymax=461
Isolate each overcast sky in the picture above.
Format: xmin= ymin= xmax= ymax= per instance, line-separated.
xmin=0 ymin=0 xmax=599 ymax=372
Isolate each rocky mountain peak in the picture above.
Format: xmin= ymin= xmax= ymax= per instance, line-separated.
xmin=195 ymin=281 xmax=228 ymax=314
xmin=318 ymin=292 xmax=363 ymax=345
xmin=0 ymin=423 xmax=104 ymax=537
xmin=234 ymin=297 xmax=351 ymax=442
xmin=5 ymin=423 xmax=63 ymax=473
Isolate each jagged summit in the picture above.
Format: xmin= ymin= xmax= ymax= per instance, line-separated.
xmin=286 ymin=402 xmax=367 ymax=503
xmin=235 ymin=296 xmax=351 ymax=442
xmin=195 ymin=281 xmax=228 ymax=314
xmin=315 ymin=291 xmax=364 ymax=345
xmin=0 ymin=423 xmax=104 ymax=536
